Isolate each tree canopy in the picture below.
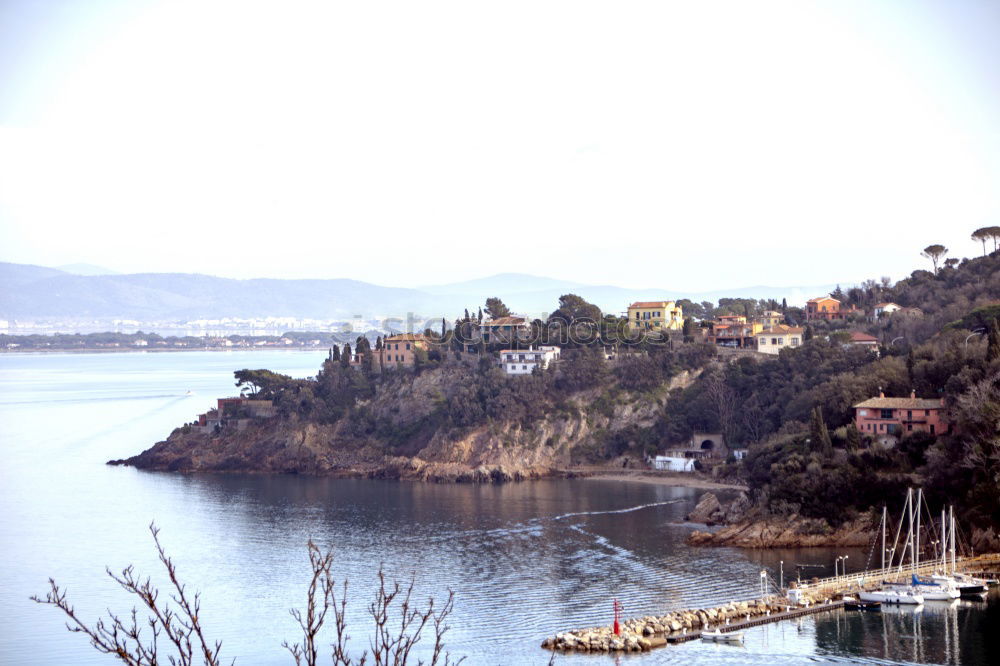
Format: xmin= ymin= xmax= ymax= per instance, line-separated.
xmin=547 ymin=293 xmax=602 ymax=325
xmin=484 ymin=297 xmax=511 ymax=319
xmin=921 ymin=244 xmax=948 ymax=274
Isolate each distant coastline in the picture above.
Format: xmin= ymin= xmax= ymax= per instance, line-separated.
xmin=1 ymin=331 xmax=336 ymax=354
xmin=0 ymin=346 xmax=328 ymax=354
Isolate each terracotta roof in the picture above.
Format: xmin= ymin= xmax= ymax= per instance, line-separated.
xmin=483 ymin=316 xmax=527 ymax=327
xmin=807 ymin=296 xmax=841 ymax=304
xmin=849 ymin=331 xmax=878 ymax=343
xmin=628 ymin=301 xmax=677 ymax=309
xmin=854 ymin=397 xmax=943 ymax=410
xmin=384 ymin=333 xmax=427 ymax=341
xmin=758 ymin=325 xmax=803 ymax=335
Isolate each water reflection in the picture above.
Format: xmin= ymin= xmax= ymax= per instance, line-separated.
xmin=2 ymin=352 xmax=999 ymax=665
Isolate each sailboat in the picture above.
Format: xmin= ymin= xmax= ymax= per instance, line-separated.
xmin=884 ymin=574 xmax=958 ymax=600
xmin=859 ymin=495 xmax=924 ymax=605
xmin=934 ymin=506 xmax=989 ymax=596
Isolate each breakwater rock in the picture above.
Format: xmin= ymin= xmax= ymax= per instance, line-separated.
xmin=542 ymin=598 xmax=787 ymax=652
xmin=687 ymin=514 xmax=874 ymax=548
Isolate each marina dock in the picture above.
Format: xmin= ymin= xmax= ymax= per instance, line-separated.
xmin=542 ymin=553 xmax=1000 ymax=654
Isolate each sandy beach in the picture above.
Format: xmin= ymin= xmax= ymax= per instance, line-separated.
xmin=572 ymin=469 xmax=747 ymax=492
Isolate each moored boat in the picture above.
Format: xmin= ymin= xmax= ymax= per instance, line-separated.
xmin=701 ymin=628 xmax=744 ymax=643
xmin=884 ymin=574 xmax=959 ymax=600
xmin=844 ymin=596 xmax=881 ymax=611
xmin=858 ymin=586 xmax=924 ymax=605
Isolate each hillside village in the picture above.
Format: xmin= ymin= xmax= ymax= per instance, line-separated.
xmin=125 ymin=244 xmax=1000 ymax=538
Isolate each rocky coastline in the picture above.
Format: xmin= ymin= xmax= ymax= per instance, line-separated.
xmin=683 ymin=492 xmax=875 ymax=548
xmin=109 ymin=375 xmax=699 ymax=483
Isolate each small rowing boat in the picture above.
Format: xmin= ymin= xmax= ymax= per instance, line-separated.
xmin=701 ymin=628 xmax=744 ymax=643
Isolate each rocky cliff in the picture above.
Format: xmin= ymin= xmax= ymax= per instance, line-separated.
xmin=684 ymin=492 xmax=875 ymax=548
xmin=111 ymin=371 xmax=697 ymax=482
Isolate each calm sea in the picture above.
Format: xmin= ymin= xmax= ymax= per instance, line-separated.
xmin=0 ymin=351 xmax=996 ymax=665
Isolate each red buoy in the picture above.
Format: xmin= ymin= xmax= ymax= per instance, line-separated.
xmin=613 ymin=599 xmax=622 ymax=635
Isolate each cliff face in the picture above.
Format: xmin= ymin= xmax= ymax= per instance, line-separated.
xmin=687 ymin=516 xmax=874 ymax=548
xmin=683 ymin=492 xmax=875 ymax=548
xmin=113 ymin=371 xmax=696 ymax=481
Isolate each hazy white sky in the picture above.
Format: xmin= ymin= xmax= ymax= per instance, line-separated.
xmin=1 ymin=0 xmax=997 ymax=290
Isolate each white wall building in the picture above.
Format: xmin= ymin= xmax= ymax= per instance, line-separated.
xmin=755 ymin=325 xmax=804 ymax=355
xmin=500 ymin=345 xmax=560 ymax=375
xmin=870 ymin=302 xmax=902 ymax=321
xmin=651 ymin=456 xmax=695 ymax=472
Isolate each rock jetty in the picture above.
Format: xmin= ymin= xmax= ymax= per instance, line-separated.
xmin=542 ymin=597 xmax=790 ymax=653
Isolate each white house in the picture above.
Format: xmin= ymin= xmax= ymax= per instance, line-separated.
xmin=651 ymin=456 xmax=695 ymax=472
xmin=755 ymin=325 xmax=804 ymax=355
xmin=870 ymin=302 xmax=902 ymax=321
xmin=499 ymin=345 xmax=560 ymax=375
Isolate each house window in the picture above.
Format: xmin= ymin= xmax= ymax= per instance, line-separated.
xmin=907 ymin=410 xmax=912 ymax=419
xmin=777 ymin=338 xmax=784 ymax=345
xmin=759 ymin=338 xmax=766 ymax=345
xmin=880 ymin=409 xmax=893 ymax=419
xmin=406 ymin=343 xmax=411 ymax=350
xmin=791 ymin=338 xmax=800 ymax=346
xmin=930 ymin=424 xmax=935 ymax=434
xmin=771 ymin=338 xmax=778 ymax=345
xmin=907 ymin=424 xmax=913 ymax=431
xmin=859 ymin=409 xmax=868 ymax=416
xmin=522 ymin=365 xmax=528 ymax=370
xmin=925 ymin=410 xmax=930 ymax=416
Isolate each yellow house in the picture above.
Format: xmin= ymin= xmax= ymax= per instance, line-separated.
xmin=627 ymin=301 xmax=684 ymax=332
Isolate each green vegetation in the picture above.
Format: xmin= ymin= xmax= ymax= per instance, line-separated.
xmin=209 ymin=248 xmax=1000 ymax=534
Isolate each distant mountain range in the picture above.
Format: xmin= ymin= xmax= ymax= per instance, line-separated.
xmin=0 ymin=262 xmax=837 ymax=323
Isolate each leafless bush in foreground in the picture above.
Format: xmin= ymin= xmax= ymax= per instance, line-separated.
xmin=32 ymin=523 xmax=462 ymax=666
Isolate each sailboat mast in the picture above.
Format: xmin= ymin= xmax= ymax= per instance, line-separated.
xmin=915 ymin=488 xmax=922 ymax=569
xmin=950 ymin=505 xmax=956 ymax=573
xmin=906 ymin=488 xmax=915 ymax=572
xmin=882 ymin=505 xmax=887 ymax=571
xmin=941 ymin=508 xmax=946 ymax=571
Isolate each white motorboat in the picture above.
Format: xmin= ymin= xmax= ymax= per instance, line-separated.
xmin=701 ymin=628 xmax=744 ymax=643
xmin=948 ymin=573 xmax=989 ymax=595
xmin=858 ymin=586 xmax=924 ymax=605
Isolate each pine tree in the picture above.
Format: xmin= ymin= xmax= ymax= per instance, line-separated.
xmin=331 ymin=345 xmax=341 ymax=362
xmin=682 ymin=317 xmax=693 ymax=341
xmin=988 ymin=318 xmax=1000 ymax=363
xmin=441 ymin=318 xmax=446 ymax=338
xmin=804 ymin=325 xmax=814 ymax=341
xmin=781 ymin=297 xmax=787 ymax=313
xmin=810 ymin=406 xmax=833 ymax=456
xmin=340 ymin=342 xmax=351 ymax=368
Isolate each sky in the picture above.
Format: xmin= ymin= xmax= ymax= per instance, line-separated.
xmin=0 ymin=0 xmax=998 ymax=291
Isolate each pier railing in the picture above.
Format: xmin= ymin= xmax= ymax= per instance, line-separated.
xmin=794 ymin=553 xmax=1000 ymax=593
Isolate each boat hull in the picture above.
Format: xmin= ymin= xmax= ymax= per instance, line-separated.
xmin=859 ymin=589 xmax=924 ymax=605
